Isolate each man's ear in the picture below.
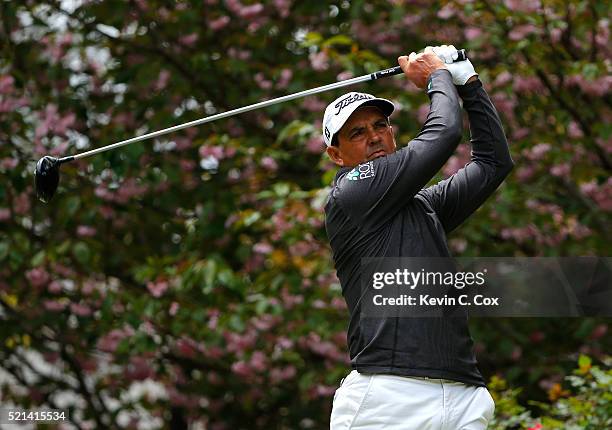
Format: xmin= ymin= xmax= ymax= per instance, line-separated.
xmin=326 ymin=146 xmax=344 ymax=167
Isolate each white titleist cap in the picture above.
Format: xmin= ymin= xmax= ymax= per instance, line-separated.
xmin=322 ymin=92 xmax=394 ymax=147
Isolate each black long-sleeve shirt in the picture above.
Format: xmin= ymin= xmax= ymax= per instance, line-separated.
xmin=324 ymin=70 xmax=513 ymax=387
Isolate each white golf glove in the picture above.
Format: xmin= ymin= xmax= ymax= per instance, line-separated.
xmin=432 ymin=45 xmax=478 ymax=85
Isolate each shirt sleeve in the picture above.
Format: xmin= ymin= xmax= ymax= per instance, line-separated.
xmin=418 ymin=78 xmax=514 ymax=234
xmin=334 ymin=69 xmax=463 ymax=231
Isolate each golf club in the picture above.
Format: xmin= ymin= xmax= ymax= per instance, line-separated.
xmin=35 ymin=49 xmax=467 ymax=203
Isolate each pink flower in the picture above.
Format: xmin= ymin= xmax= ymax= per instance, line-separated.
xmin=253 ymin=242 xmax=273 ymax=254
xmin=567 ymin=121 xmax=583 ymax=139
xmin=48 ymin=281 xmax=62 ymax=294
xmin=97 ymin=328 xmax=132 ymax=353
xmin=276 ymin=68 xmax=292 ymax=89
xmin=77 ymin=225 xmax=97 ymax=237
xmin=437 ymin=4 xmax=455 ymax=19
xmin=260 ymin=156 xmax=278 ymax=171
xmin=70 ymin=302 xmax=92 ymax=317
xmin=306 ymin=137 xmax=324 ymax=154
xmin=239 ymin=4 xmax=264 ymax=19
xmin=509 ymin=24 xmax=539 ymax=41
xmin=209 ymin=16 xmax=230 ymax=31
xmin=154 ymin=70 xmax=171 ymax=91
xmin=550 ymin=163 xmax=570 ymax=177
xmin=309 ymin=51 xmax=329 ymax=71
xmin=494 ymin=71 xmax=513 ymax=87
xmin=254 ymin=72 xmax=272 ymax=90
xmin=464 ymin=27 xmax=482 ymax=41
xmin=26 ymin=268 xmax=50 ymax=289
xmin=249 ymin=351 xmax=267 ymax=372
xmin=274 ymin=0 xmax=291 ymax=18
xmin=0 ymin=208 xmax=10 ymax=221
xmin=147 ymin=280 xmax=168 ymax=298
xmin=13 ymin=192 xmax=30 ymax=215
xmin=504 ymin=0 xmax=540 ymax=13
xmin=0 ymin=75 xmax=14 ymax=94
xmin=125 ymin=355 xmax=153 ymax=381
xmin=231 ymin=361 xmax=252 ymax=377
xmin=169 ymin=301 xmax=179 ymax=316
xmin=43 ymin=300 xmax=67 ymax=312
xmin=179 ymin=33 xmax=198 ymax=46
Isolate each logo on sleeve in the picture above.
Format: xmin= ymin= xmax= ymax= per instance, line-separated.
xmin=347 ymin=161 xmax=375 ymax=181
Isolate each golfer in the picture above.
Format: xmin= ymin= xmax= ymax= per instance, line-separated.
xmin=323 ymin=45 xmax=513 ymax=429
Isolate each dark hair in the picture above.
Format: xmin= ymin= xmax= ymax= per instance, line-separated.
xmin=331 ymin=134 xmax=339 ymax=147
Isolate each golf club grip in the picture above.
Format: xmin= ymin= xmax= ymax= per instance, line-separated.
xmin=371 ymin=49 xmax=466 ymax=80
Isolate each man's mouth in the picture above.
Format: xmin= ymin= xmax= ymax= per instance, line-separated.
xmin=368 ymin=149 xmax=386 ymax=160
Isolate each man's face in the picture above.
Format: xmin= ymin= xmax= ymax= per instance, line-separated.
xmin=326 ymin=106 xmax=396 ymax=167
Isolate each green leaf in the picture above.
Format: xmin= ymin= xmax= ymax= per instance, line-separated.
xmin=0 ymin=242 xmax=9 ymax=261
xmin=72 ymin=242 xmax=91 ymax=265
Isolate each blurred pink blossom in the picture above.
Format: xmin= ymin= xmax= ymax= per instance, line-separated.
xmin=437 ymin=4 xmax=455 ymax=19
xmin=209 ymin=16 xmax=230 ymax=31
xmin=253 ymin=242 xmax=273 ymax=254
xmin=509 ymin=24 xmax=539 ymax=41
xmin=13 ymin=192 xmax=31 ymax=215
xmin=254 ymin=72 xmax=272 ymax=90
xmin=274 ymin=0 xmax=292 ymax=18
xmin=97 ymin=327 xmax=134 ymax=353
xmin=513 ymin=76 xmax=544 ymax=93
xmin=464 ymin=27 xmax=482 ymax=41
xmin=169 ymin=301 xmax=180 ymax=316
xmin=48 ymin=281 xmax=62 ymax=294
xmin=493 ymin=71 xmax=513 ymax=87
xmin=0 ymin=75 xmax=14 ymax=93
xmin=302 ymin=97 xmax=326 ymax=112
xmin=550 ymin=163 xmax=570 ymax=177
xmin=249 ymin=351 xmax=267 ymax=372
xmin=70 ymin=302 xmax=92 ymax=317
xmin=43 ymin=300 xmax=67 ymax=312
xmin=0 ymin=157 xmax=18 ymax=170
xmin=0 ymin=208 xmax=10 ymax=221
xmin=26 ymin=268 xmax=50 ymax=289
xmin=147 ymin=280 xmax=168 ymax=298
xmin=567 ymin=121 xmax=583 ymax=139
xmin=442 ymin=144 xmax=470 ymax=177
xmin=77 ymin=225 xmax=97 ymax=237
xmin=270 ymin=365 xmax=296 ymax=383
xmin=309 ymin=51 xmax=329 ymax=71
xmin=276 ymin=68 xmax=292 ymax=89
xmin=260 ymin=156 xmax=278 ymax=171
xmin=240 ymin=3 xmax=264 ymax=19
xmin=179 ymin=33 xmax=198 ymax=46
xmin=154 ymin=70 xmax=171 ymax=91
xmin=231 ymin=361 xmax=252 ymax=377
xmin=125 ymin=355 xmax=154 ymax=381
xmin=504 ymin=0 xmax=540 ymax=13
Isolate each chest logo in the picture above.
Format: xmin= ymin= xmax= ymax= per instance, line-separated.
xmin=347 ymin=161 xmax=375 ymax=181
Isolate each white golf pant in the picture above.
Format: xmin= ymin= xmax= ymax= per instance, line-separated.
xmin=330 ymin=370 xmax=495 ymax=429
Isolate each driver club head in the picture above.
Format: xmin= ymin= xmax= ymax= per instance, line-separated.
xmin=35 ymin=156 xmax=61 ymax=203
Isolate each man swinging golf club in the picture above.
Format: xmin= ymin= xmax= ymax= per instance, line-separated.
xmin=324 ymin=45 xmax=513 ymax=429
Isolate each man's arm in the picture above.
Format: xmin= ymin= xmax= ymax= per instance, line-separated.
xmin=419 ymin=78 xmax=514 ymax=233
xmin=336 ymin=69 xmax=463 ymax=231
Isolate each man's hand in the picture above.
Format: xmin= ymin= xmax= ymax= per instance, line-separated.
xmin=432 ymin=45 xmax=478 ymax=85
xmin=398 ymin=47 xmax=446 ymax=89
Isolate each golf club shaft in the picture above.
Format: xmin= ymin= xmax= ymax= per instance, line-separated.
xmin=67 ymin=49 xmax=466 ymax=162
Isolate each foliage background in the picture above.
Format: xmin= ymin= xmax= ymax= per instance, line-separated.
xmin=0 ymin=0 xmax=610 ymax=428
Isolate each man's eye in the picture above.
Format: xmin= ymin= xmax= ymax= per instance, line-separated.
xmin=351 ymin=129 xmax=364 ymax=138
xmin=374 ymin=121 xmax=387 ymax=129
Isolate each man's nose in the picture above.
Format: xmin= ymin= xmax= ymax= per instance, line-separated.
xmin=366 ymin=126 xmax=381 ymax=144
